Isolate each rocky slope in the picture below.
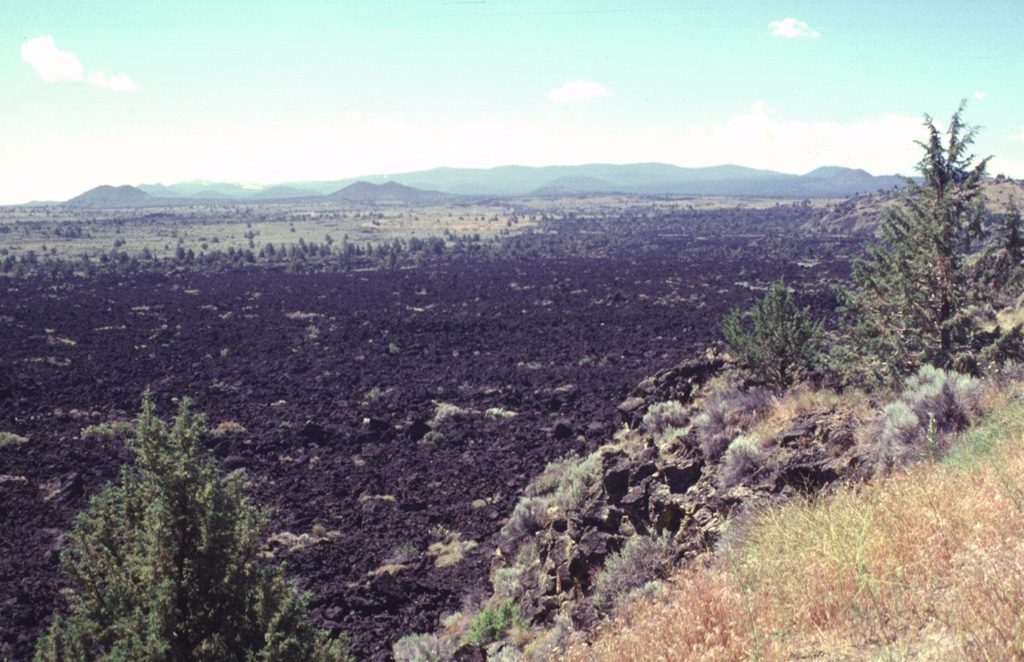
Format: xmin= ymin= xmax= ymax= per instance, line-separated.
xmin=437 ymin=356 xmax=871 ymax=659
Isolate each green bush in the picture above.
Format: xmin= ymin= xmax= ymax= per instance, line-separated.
xmin=461 ymin=599 xmax=527 ymax=647
xmin=34 ymin=394 xmax=351 ymax=662
xmin=837 ymin=104 xmax=991 ymax=386
xmin=722 ymin=280 xmax=822 ymax=387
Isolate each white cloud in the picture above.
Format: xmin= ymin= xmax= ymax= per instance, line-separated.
xmin=973 ymin=91 xmax=987 ymax=100
xmin=547 ymin=80 xmax=611 ymax=103
xmin=989 ymin=156 xmax=1024 ymax=179
xmin=769 ymin=18 xmax=820 ymax=39
xmin=676 ymin=104 xmax=921 ymax=175
xmin=1009 ymin=127 xmax=1024 ymax=142
xmin=21 ymin=36 xmax=83 ymax=82
xmin=21 ymin=36 xmax=138 ymax=91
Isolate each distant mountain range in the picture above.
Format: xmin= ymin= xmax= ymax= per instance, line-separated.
xmin=59 ymin=163 xmax=906 ymax=207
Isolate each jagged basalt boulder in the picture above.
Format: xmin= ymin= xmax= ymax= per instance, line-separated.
xmin=617 ymin=357 xmax=724 ymax=426
xmin=491 ymin=360 xmax=866 ymax=636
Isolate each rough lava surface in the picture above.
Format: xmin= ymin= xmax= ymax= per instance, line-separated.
xmin=0 ymin=235 xmax=845 ymax=660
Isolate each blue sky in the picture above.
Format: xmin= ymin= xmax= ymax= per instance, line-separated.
xmin=3 ymin=0 xmax=1024 ymax=203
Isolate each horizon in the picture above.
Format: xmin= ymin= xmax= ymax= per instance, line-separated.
xmin=4 ymin=1 xmax=1024 ymax=205
xmin=51 ymin=161 xmax=892 ymax=203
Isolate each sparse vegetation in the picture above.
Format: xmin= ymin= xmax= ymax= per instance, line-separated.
xmin=866 ymin=364 xmax=982 ymax=471
xmin=692 ymin=386 xmax=772 ymax=461
xmin=427 ymin=529 xmax=478 ymax=568
xmin=566 ymin=383 xmax=1024 ymax=662
xmin=591 ymin=535 xmax=673 ymax=614
xmin=484 ymin=406 xmax=518 ymax=419
xmin=78 ymin=420 xmax=136 ymax=440
xmin=209 ymin=419 xmax=247 ymax=438
xmin=640 ymin=400 xmax=688 ymax=434
xmin=0 ymin=431 xmax=29 ymax=447
xmin=393 ymin=632 xmax=457 ymax=662
xmin=718 ymin=434 xmax=766 ymax=490
xmin=429 ymin=401 xmax=469 ymax=426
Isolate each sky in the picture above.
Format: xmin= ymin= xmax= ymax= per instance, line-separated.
xmin=3 ymin=0 xmax=1024 ymax=204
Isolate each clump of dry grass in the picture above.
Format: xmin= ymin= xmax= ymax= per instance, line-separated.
xmin=210 ymin=419 xmax=247 ymax=438
xmin=427 ymin=529 xmax=478 ymax=568
xmin=566 ymin=568 xmax=748 ymax=662
xmin=564 ymin=385 xmax=1024 ymax=661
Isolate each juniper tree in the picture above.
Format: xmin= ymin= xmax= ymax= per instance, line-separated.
xmin=837 ymin=102 xmax=991 ymax=386
xmin=34 ymin=394 xmax=351 ymax=662
xmin=722 ymin=279 xmax=822 ymax=387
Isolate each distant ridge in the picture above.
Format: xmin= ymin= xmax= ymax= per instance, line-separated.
xmin=67 ymin=185 xmax=154 ymax=208
xmin=60 ymin=163 xmax=906 ymax=207
xmin=328 ymin=181 xmax=451 ymax=205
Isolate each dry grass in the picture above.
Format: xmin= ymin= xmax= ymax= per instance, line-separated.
xmin=747 ymin=385 xmax=871 ymax=446
xmin=210 ymin=420 xmax=247 ymax=438
xmin=0 ymin=430 xmax=29 ymax=447
xmin=996 ymin=305 xmax=1024 ymax=331
xmin=564 ymin=386 xmax=1024 ymax=661
xmin=427 ymin=530 xmax=478 ymax=568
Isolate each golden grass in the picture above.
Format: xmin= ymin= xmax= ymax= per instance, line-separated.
xmin=743 ymin=385 xmax=872 ymax=449
xmin=997 ymin=306 xmax=1024 ymax=332
xmin=565 ymin=388 xmax=1024 ymax=661
xmin=210 ymin=420 xmax=247 ymax=437
xmin=427 ymin=531 xmax=478 ymax=568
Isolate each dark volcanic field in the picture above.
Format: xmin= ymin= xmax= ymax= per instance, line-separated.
xmin=0 ymin=221 xmax=853 ymax=660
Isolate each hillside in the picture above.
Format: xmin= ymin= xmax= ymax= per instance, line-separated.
xmin=563 ymin=383 xmax=1024 ymax=661
xmin=328 ymin=180 xmax=451 ymax=205
xmin=66 ymin=185 xmax=155 ymax=208
xmin=386 ymin=349 xmax=1024 ymax=660
xmin=248 ymin=185 xmax=314 ymax=200
xmin=805 ymin=177 xmax=1024 ymax=235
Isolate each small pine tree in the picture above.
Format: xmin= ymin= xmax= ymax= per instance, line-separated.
xmin=722 ymin=279 xmax=822 ymax=387
xmin=34 ymin=394 xmax=351 ymax=662
xmin=837 ymin=102 xmax=991 ymax=387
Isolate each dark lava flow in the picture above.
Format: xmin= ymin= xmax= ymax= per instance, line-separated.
xmin=0 ymin=234 xmax=846 ymax=660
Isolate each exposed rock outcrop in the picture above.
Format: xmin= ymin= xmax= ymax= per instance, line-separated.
xmin=489 ymin=357 xmax=865 ymax=630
